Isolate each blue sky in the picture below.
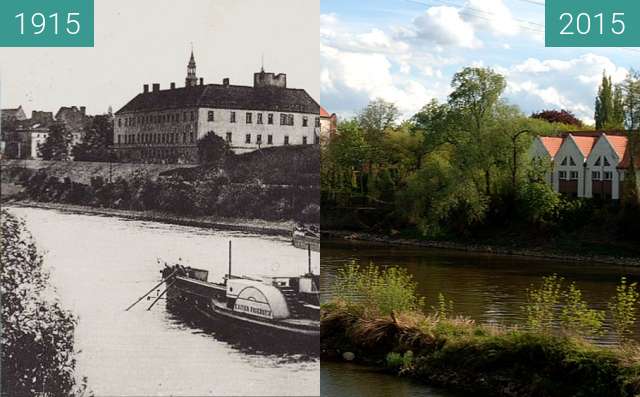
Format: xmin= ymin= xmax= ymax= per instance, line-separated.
xmin=320 ymin=0 xmax=639 ymax=124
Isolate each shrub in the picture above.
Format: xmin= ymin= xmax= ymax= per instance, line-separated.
xmin=560 ymin=282 xmax=605 ymax=337
xmin=524 ymin=274 xmax=564 ymax=332
xmin=332 ymin=262 xmax=425 ymax=315
xmin=609 ymin=277 xmax=640 ymax=342
xmin=1 ymin=210 xmax=88 ymax=396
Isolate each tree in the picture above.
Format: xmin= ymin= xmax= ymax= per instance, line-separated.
xmin=621 ymin=69 xmax=640 ymax=130
xmin=197 ymin=131 xmax=229 ymax=165
xmin=357 ymin=99 xmax=399 ymax=146
xmin=71 ymin=115 xmax=114 ymax=162
xmin=39 ymin=123 xmax=72 ymax=160
xmin=1 ymin=210 xmax=87 ymax=396
xmin=594 ymin=72 xmax=623 ymax=129
xmin=531 ymin=109 xmax=583 ymax=127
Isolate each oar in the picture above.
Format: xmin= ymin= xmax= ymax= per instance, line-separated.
xmin=124 ymin=269 xmax=178 ymax=311
xmin=146 ymin=280 xmax=175 ymax=311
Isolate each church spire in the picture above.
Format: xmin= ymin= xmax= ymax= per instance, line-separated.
xmin=186 ymin=46 xmax=198 ymax=87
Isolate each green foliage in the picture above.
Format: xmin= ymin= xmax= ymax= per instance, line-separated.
xmin=332 ymin=262 xmax=425 ymax=315
xmin=560 ymin=282 xmax=605 ymax=337
xmin=433 ymin=293 xmax=454 ymax=320
xmin=386 ymin=350 xmax=414 ymax=373
xmin=39 ymin=123 xmax=73 ymax=161
xmin=1 ymin=210 xmax=89 ymax=396
xmin=524 ymin=274 xmax=564 ymax=332
xmin=517 ymin=181 xmax=561 ymax=225
xmin=608 ymin=278 xmax=640 ymax=342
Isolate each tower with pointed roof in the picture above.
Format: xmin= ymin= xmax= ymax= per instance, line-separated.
xmin=185 ymin=49 xmax=198 ymax=87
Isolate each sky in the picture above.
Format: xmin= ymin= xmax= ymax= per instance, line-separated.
xmin=0 ymin=0 xmax=319 ymax=117
xmin=320 ymin=0 xmax=639 ymax=124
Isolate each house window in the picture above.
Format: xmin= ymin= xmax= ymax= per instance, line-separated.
xmin=561 ymin=157 xmax=567 ymax=166
xmin=288 ymin=114 xmax=294 ymax=126
xmin=230 ymin=112 xmax=236 ymax=123
xmin=208 ymin=111 xmax=214 ymax=122
xmin=604 ymin=171 xmax=613 ymax=180
xmin=268 ymin=114 xmax=274 ymax=124
xmin=559 ymin=171 xmax=567 ymax=180
xmin=245 ymin=134 xmax=251 ymax=144
xmin=257 ymin=114 xmax=263 ymax=124
xmin=302 ymin=136 xmax=308 ymax=145
xmin=595 ymin=157 xmax=601 ymax=166
xmin=302 ymin=116 xmax=308 ymax=127
xmin=569 ymin=157 xmax=576 ymax=166
xmin=118 ymin=118 xmax=122 ymax=127
xmin=267 ymin=134 xmax=273 ymax=144
xmin=256 ymin=134 xmax=262 ymax=144
xmin=315 ymin=117 xmax=321 ymax=127
xmin=592 ymin=171 xmax=601 ymax=180
xmin=603 ymin=157 xmax=611 ymax=166
xmin=226 ymin=132 xmax=232 ymax=143
xmin=280 ymin=114 xmax=287 ymax=125
xmin=246 ymin=112 xmax=253 ymax=124
xmin=569 ymin=171 xmax=579 ymax=180
xmin=284 ymin=136 xmax=289 ymax=145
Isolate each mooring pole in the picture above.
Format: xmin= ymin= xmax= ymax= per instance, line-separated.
xmin=308 ymin=244 xmax=312 ymax=275
xmin=228 ymin=240 xmax=232 ymax=280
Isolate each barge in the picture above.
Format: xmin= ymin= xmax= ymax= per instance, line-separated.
xmin=159 ymin=243 xmax=320 ymax=340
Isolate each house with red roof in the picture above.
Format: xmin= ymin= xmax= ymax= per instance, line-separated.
xmin=531 ymin=131 xmax=638 ymax=200
xmin=319 ymin=106 xmax=337 ymax=145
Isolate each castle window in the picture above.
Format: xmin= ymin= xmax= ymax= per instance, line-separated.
xmin=208 ymin=111 xmax=214 ymax=122
xmin=230 ymin=111 xmax=236 ymax=123
xmin=315 ymin=117 xmax=320 ymax=127
xmin=245 ymin=134 xmax=251 ymax=144
xmin=288 ymin=114 xmax=294 ymax=126
xmin=257 ymin=113 xmax=263 ymax=124
xmin=280 ymin=114 xmax=286 ymax=125
xmin=256 ymin=134 xmax=262 ymax=144
xmin=226 ymin=132 xmax=232 ymax=143
xmin=246 ymin=112 xmax=252 ymax=124
xmin=302 ymin=116 xmax=308 ymax=127
xmin=284 ymin=136 xmax=289 ymax=145
xmin=302 ymin=136 xmax=308 ymax=145
xmin=268 ymin=114 xmax=274 ymax=125
xmin=267 ymin=134 xmax=273 ymax=144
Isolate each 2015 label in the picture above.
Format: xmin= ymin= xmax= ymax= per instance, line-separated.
xmin=559 ymin=13 xmax=625 ymax=36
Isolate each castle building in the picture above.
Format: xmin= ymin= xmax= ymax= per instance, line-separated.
xmin=113 ymin=51 xmax=321 ymax=163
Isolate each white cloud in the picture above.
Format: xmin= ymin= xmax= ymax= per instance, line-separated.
xmin=411 ymin=6 xmax=481 ymax=49
xmin=505 ymin=53 xmax=628 ymax=123
xmin=464 ymin=0 xmax=520 ymax=37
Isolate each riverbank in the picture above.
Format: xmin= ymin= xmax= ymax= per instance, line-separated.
xmin=3 ymin=200 xmax=297 ymax=236
xmin=321 ymin=302 xmax=640 ymax=397
xmin=323 ymin=230 xmax=640 ymax=267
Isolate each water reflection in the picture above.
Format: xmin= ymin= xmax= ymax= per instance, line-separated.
xmin=7 ymin=206 xmax=319 ymax=396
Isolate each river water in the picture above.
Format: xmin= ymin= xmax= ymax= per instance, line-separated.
xmin=322 ymin=239 xmax=640 ymax=343
xmin=320 ymin=238 xmax=640 ymax=397
xmin=6 ymin=206 xmax=320 ymax=396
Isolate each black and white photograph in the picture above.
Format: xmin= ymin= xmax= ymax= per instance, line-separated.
xmin=1 ymin=0 xmax=321 ymax=396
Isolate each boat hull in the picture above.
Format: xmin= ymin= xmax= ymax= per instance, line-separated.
xmin=166 ymin=276 xmax=320 ymax=343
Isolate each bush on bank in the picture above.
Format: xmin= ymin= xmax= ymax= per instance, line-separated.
xmin=322 ymin=265 xmax=640 ymax=397
xmin=1 ymin=210 xmax=89 ymax=396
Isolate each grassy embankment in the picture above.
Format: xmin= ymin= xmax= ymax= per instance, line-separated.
xmin=322 ymin=265 xmax=640 ymax=397
xmin=1 ymin=145 xmax=320 ymax=225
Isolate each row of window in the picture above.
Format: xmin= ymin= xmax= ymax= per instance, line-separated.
xmin=119 ymin=111 xmax=322 ymax=129
xmin=229 ymin=132 xmax=319 ymax=145
xmin=558 ymin=170 xmax=613 ymax=181
xmin=560 ymin=155 xmax=612 ymax=167
xmin=118 ymin=131 xmax=195 ymax=145
xmin=120 ymin=111 xmax=196 ymax=128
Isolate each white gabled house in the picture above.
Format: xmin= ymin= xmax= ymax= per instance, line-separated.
xmin=530 ymin=131 xmax=636 ymax=200
xmin=585 ymin=134 xmax=627 ymax=200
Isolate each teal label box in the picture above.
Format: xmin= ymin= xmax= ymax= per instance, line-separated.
xmin=0 ymin=0 xmax=94 ymax=47
xmin=546 ymin=0 xmax=640 ymax=47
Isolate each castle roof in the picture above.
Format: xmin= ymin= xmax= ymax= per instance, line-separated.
xmin=115 ymin=84 xmax=320 ymax=115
